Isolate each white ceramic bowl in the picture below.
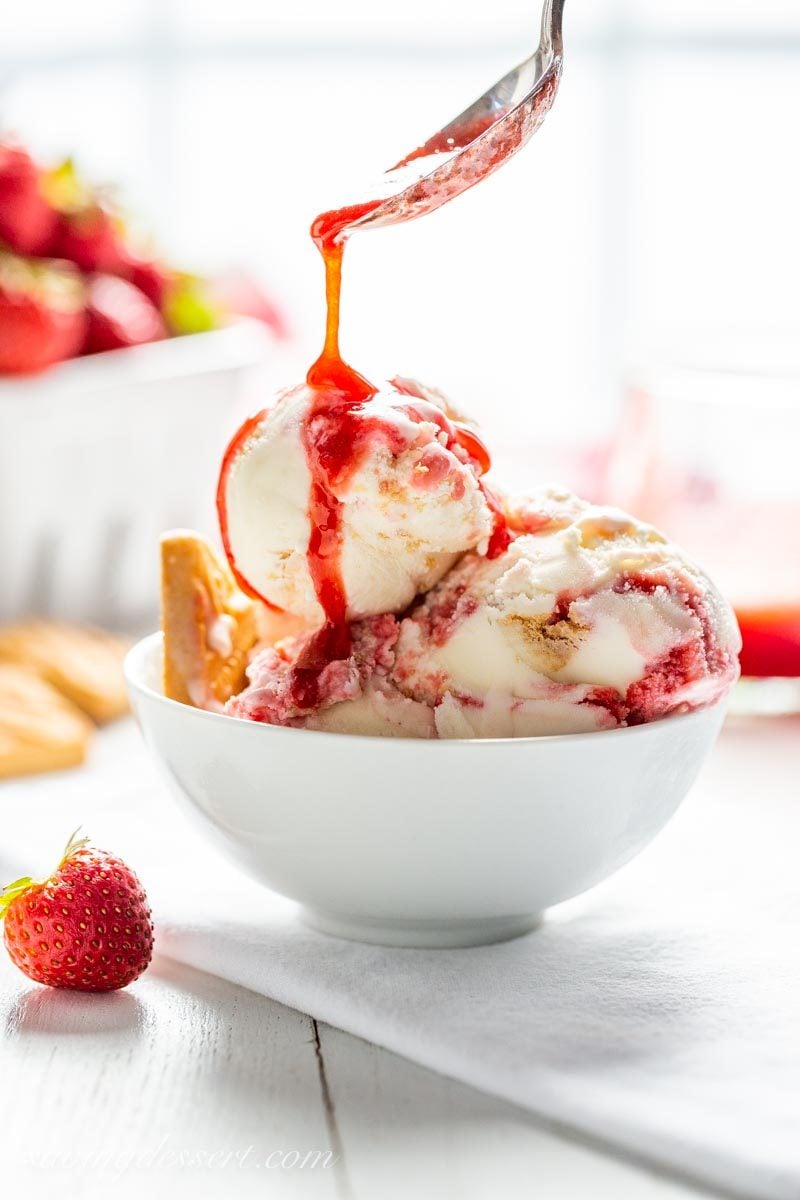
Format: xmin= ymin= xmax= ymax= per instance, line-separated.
xmin=126 ymin=632 xmax=726 ymax=947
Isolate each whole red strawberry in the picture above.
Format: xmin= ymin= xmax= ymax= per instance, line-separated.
xmin=39 ymin=157 xmax=126 ymax=272
xmin=83 ymin=273 xmax=166 ymax=354
xmin=0 ymin=251 xmax=87 ymax=374
xmin=50 ymin=204 xmax=130 ymax=274
xmin=0 ymin=831 xmax=153 ymax=992
xmin=0 ymin=142 xmax=58 ymax=255
xmin=124 ymin=255 xmax=173 ymax=309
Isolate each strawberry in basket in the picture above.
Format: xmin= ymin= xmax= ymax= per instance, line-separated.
xmin=83 ymin=272 xmax=166 ymax=353
xmin=43 ymin=157 xmax=127 ymax=273
xmin=0 ymin=142 xmax=58 ymax=256
xmin=45 ymin=157 xmax=174 ymax=299
xmin=0 ymin=251 xmax=86 ymax=374
xmin=0 ymin=142 xmax=289 ymax=375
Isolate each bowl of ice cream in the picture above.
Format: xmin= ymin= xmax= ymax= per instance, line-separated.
xmin=127 ymin=630 xmax=728 ymax=947
xmin=125 ymin=353 xmax=741 ymax=948
xmin=126 ymin=387 xmax=740 ymax=948
xmin=127 ymin=50 xmax=740 ymax=945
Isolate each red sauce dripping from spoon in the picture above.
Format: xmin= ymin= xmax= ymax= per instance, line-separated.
xmin=301 ymin=191 xmax=508 ymax=653
xmin=218 ymin=187 xmax=510 ymax=700
xmin=299 ymin=199 xmax=384 ymax=666
xmin=306 ymin=201 xmax=380 ymax=400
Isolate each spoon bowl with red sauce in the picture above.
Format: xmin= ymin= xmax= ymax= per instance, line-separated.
xmin=327 ymin=0 xmax=566 ymax=241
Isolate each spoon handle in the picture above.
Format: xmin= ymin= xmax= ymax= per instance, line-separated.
xmin=542 ymin=0 xmax=566 ymax=56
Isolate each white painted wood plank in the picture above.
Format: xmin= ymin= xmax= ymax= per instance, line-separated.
xmin=317 ymin=1021 xmax=716 ymax=1200
xmin=0 ymin=955 xmax=341 ymax=1199
xmin=0 ymin=946 xmax=715 ymax=1200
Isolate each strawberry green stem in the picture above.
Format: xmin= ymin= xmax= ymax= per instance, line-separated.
xmin=0 ymin=877 xmax=35 ymax=919
xmin=0 ymin=828 xmax=91 ymax=921
xmin=59 ymin=827 xmax=90 ymax=868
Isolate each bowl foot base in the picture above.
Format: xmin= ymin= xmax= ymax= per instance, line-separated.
xmin=298 ymin=908 xmax=543 ymax=948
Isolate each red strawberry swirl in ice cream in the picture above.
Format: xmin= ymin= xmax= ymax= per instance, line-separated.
xmin=226 ymin=490 xmax=740 ymax=738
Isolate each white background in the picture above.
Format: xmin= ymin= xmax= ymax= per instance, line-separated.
xmin=2 ymin=0 xmax=799 ymax=451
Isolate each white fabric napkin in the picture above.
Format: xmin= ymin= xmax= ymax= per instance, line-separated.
xmin=2 ymin=716 xmax=799 ymax=1200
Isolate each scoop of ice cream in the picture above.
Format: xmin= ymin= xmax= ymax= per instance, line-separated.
xmin=227 ymin=489 xmax=740 ymax=739
xmin=217 ymin=379 xmax=496 ymax=625
xmin=391 ymin=490 xmax=741 ymax=737
xmin=227 ymin=613 xmax=435 ymax=738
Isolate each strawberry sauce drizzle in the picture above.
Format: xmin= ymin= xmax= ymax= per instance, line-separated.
xmin=390 ymin=384 xmax=509 ymax=559
xmin=216 ymin=408 xmax=275 ymax=605
xmin=307 ymin=201 xmax=380 ymax=401
xmin=286 ymin=618 xmax=350 ymax=710
xmin=301 ymin=201 xmax=382 ymax=663
xmin=217 ymin=190 xmax=511 ymax=702
xmin=302 ymin=198 xmax=508 ymax=660
xmin=484 ymin=485 xmax=512 ymax=558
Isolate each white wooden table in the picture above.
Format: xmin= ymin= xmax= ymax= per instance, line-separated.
xmin=1 ymin=946 xmax=712 ymax=1199
xmin=10 ymin=706 xmax=791 ymax=1200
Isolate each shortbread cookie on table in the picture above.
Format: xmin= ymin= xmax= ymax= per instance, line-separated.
xmin=0 ymin=664 xmax=93 ymax=779
xmin=0 ymin=621 xmax=130 ymax=724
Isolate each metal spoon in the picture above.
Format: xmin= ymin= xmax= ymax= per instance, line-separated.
xmin=341 ymin=0 xmax=566 ymax=235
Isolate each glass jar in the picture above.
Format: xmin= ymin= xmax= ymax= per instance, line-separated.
xmin=607 ymin=339 xmax=800 ymax=713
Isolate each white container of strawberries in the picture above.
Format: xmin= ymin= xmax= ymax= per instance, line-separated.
xmin=0 ymin=142 xmax=289 ymax=630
